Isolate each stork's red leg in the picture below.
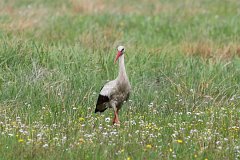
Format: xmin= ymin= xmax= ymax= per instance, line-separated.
xmin=112 ymin=111 xmax=119 ymax=124
xmin=116 ymin=108 xmax=120 ymax=123
xmin=112 ymin=112 xmax=116 ymax=124
xmin=112 ymin=108 xmax=120 ymax=125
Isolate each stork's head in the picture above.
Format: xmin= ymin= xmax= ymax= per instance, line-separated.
xmin=114 ymin=45 xmax=125 ymax=63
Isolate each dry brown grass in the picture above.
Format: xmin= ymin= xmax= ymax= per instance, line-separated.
xmin=0 ymin=4 xmax=49 ymax=32
xmin=78 ymin=26 xmax=123 ymax=50
xmin=182 ymin=41 xmax=213 ymax=58
xmin=70 ymin=0 xmax=106 ymax=14
xmin=0 ymin=0 xmax=210 ymax=17
xmin=0 ymin=2 xmax=70 ymax=33
xmin=68 ymin=0 xmax=195 ymax=16
xmin=181 ymin=41 xmax=240 ymax=60
xmin=0 ymin=0 xmax=208 ymax=34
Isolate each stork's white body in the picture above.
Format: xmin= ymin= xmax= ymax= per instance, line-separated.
xmin=95 ymin=46 xmax=131 ymax=124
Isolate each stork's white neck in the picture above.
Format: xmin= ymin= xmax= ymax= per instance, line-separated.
xmin=117 ymin=54 xmax=128 ymax=82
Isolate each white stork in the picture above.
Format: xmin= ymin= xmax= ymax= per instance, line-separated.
xmin=95 ymin=46 xmax=131 ymax=125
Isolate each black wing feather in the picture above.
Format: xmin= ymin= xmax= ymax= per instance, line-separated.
xmin=95 ymin=94 xmax=109 ymax=113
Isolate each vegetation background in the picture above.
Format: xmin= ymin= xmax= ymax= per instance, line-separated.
xmin=0 ymin=0 xmax=240 ymax=159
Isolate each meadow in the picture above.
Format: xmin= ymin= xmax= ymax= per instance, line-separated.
xmin=0 ymin=0 xmax=240 ymax=159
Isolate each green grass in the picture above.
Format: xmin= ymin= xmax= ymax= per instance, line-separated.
xmin=0 ymin=0 xmax=240 ymax=159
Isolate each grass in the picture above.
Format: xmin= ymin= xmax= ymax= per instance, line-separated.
xmin=0 ymin=0 xmax=240 ymax=159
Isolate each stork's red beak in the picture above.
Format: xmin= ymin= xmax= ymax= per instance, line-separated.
xmin=114 ymin=51 xmax=122 ymax=63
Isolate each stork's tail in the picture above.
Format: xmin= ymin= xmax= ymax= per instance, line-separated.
xmin=94 ymin=107 xmax=107 ymax=113
xmin=95 ymin=108 xmax=100 ymax=113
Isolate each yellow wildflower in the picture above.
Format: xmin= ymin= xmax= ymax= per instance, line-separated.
xmin=169 ymin=148 xmax=173 ymax=152
xmin=79 ymin=117 xmax=85 ymax=121
xmin=18 ymin=139 xmax=24 ymax=143
xmin=194 ymin=154 xmax=197 ymax=158
xmin=177 ymin=139 xmax=183 ymax=143
xmin=146 ymin=144 xmax=152 ymax=149
xmin=127 ymin=157 xmax=131 ymax=160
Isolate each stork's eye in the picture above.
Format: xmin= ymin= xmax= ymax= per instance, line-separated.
xmin=121 ymin=48 xmax=124 ymax=52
